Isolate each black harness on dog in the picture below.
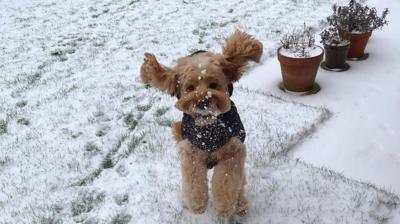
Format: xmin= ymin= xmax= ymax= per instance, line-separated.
xmin=181 ymin=100 xmax=246 ymax=152
xmin=178 ymin=51 xmax=246 ymax=168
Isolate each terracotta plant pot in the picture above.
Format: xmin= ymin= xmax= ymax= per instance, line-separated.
xmin=344 ymin=31 xmax=372 ymax=59
xmin=323 ymin=42 xmax=350 ymax=69
xmin=277 ymin=46 xmax=324 ymax=92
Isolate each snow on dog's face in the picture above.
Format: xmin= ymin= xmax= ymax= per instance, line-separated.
xmin=174 ymin=53 xmax=231 ymax=126
xmin=140 ymin=30 xmax=263 ymax=126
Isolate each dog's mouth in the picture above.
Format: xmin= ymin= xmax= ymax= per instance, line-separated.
xmin=176 ymin=94 xmax=231 ymax=126
xmin=191 ymin=110 xmax=221 ymax=126
xmin=193 ymin=113 xmax=215 ymax=120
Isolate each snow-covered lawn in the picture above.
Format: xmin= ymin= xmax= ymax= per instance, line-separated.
xmin=0 ymin=0 xmax=399 ymax=223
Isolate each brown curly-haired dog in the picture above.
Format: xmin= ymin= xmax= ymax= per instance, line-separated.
xmin=140 ymin=30 xmax=262 ymax=217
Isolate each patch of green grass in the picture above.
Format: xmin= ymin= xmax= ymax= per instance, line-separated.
xmin=127 ymin=134 xmax=144 ymax=154
xmin=27 ymin=72 xmax=42 ymax=85
xmin=75 ymin=135 xmax=128 ymax=186
xmin=50 ymin=49 xmax=64 ymax=57
xmin=50 ymin=48 xmax=74 ymax=61
xmin=114 ymin=193 xmax=129 ymax=206
xmin=101 ymin=155 xmax=113 ymax=169
xmin=16 ymin=100 xmax=28 ymax=108
xmin=136 ymin=104 xmax=152 ymax=112
xmin=37 ymin=216 xmax=62 ymax=224
xmin=123 ymin=113 xmax=138 ymax=130
xmin=71 ymin=190 xmax=105 ymax=216
xmin=17 ymin=117 xmax=30 ymax=126
xmin=156 ymin=119 xmax=173 ymax=127
xmin=198 ymin=31 xmax=208 ymax=44
xmin=88 ymin=6 xmax=97 ymax=12
xmin=136 ymin=112 xmax=144 ymax=120
xmin=128 ymin=0 xmax=140 ymax=5
xmin=72 ymin=131 xmax=83 ymax=139
xmin=154 ymin=107 xmax=169 ymax=117
xmin=0 ymin=156 xmax=11 ymax=168
xmin=95 ymin=129 xmax=107 ymax=137
xmin=61 ymin=40 xmax=78 ymax=48
xmin=84 ymin=142 xmax=100 ymax=155
xmin=0 ymin=120 xmax=7 ymax=135
xmin=67 ymin=158 xmax=81 ymax=172
xmin=192 ymin=29 xmax=199 ymax=35
xmin=111 ymin=213 xmax=132 ymax=224
xmin=122 ymin=96 xmax=133 ymax=102
xmin=37 ymin=62 xmax=48 ymax=70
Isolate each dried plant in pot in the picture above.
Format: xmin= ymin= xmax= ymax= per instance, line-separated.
xmin=320 ymin=26 xmax=350 ymax=71
xmin=328 ymin=0 xmax=389 ymax=59
xmin=278 ymin=24 xmax=323 ymax=93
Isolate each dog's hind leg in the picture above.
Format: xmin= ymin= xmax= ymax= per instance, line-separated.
xmin=235 ymin=175 xmax=248 ymax=217
xmin=178 ymin=140 xmax=209 ymax=214
xmin=211 ymin=139 xmax=246 ymax=217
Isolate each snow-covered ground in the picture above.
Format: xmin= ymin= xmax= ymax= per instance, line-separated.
xmin=1 ymin=0 xmax=399 ymax=223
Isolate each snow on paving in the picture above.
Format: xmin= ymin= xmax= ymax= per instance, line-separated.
xmin=241 ymin=0 xmax=400 ymax=198
xmin=0 ymin=0 xmax=399 ymax=223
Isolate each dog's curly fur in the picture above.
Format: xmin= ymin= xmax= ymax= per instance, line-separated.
xmin=140 ymin=30 xmax=262 ymax=217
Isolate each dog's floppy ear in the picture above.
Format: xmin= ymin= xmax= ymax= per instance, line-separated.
xmin=221 ymin=30 xmax=263 ymax=82
xmin=140 ymin=53 xmax=179 ymax=96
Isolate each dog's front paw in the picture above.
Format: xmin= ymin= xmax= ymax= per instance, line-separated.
xmin=183 ymin=196 xmax=207 ymax=214
xmin=190 ymin=203 xmax=207 ymax=214
xmin=235 ymin=207 xmax=247 ymax=217
xmin=215 ymin=204 xmax=233 ymax=217
xmin=235 ymin=195 xmax=248 ymax=217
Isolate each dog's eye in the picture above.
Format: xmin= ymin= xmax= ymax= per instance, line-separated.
xmin=209 ymin=83 xmax=219 ymax=89
xmin=186 ymin=85 xmax=195 ymax=92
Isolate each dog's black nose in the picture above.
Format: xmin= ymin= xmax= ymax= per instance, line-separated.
xmin=197 ymin=101 xmax=209 ymax=109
